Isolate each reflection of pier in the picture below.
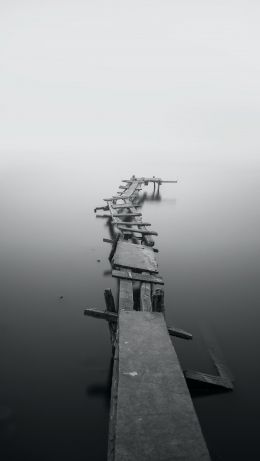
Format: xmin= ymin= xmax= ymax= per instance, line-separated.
xmin=85 ymin=176 xmax=233 ymax=461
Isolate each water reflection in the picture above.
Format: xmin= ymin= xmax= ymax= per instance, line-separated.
xmin=1 ymin=154 xmax=260 ymax=461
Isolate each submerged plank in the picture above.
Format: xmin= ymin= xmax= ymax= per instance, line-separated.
xmin=184 ymin=370 xmax=233 ymax=390
xmin=114 ymin=311 xmax=211 ymax=461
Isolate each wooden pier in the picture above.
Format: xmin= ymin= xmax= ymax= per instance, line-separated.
xmin=85 ymin=176 xmax=233 ymax=461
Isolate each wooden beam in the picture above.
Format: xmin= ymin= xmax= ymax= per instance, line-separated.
xmin=104 ymin=288 xmax=116 ymax=313
xmin=104 ymin=289 xmax=117 ymax=353
xmin=112 ymin=221 xmax=151 ymax=227
xmin=112 ymin=269 xmax=164 ymax=285
xmin=112 ymin=204 xmax=141 ymax=209
xmin=94 ymin=205 xmax=109 ymax=212
xmin=122 ymin=178 xmax=177 ymax=184
xmin=112 ymin=213 xmax=142 ymax=218
xmin=113 ymin=311 xmax=212 ymax=461
xmin=103 ymin=238 xmax=113 ymax=244
xmin=119 ymin=277 xmax=134 ymax=311
xmin=84 ymin=308 xmax=118 ymax=322
xmin=109 ymin=234 xmax=120 ymax=262
xmin=140 ymin=281 xmax=152 ymax=311
xmin=152 ymin=287 xmax=165 ymax=313
xmin=168 ymin=326 xmax=193 ymax=340
xmin=118 ymin=227 xmax=158 ymax=236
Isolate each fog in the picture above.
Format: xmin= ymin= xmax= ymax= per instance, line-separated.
xmin=1 ymin=2 xmax=260 ymax=461
xmin=1 ymin=0 xmax=260 ymax=166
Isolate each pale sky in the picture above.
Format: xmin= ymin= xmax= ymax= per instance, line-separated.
xmin=0 ymin=0 xmax=260 ymax=166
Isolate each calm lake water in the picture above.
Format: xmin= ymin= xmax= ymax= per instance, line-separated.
xmin=1 ymin=152 xmax=260 ymax=460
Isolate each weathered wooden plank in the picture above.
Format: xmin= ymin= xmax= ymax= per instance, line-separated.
xmin=109 ymin=234 xmax=120 ymax=262
xmin=112 ymin=221 xmax=151 ymax=227
xmin=114 ymin=311 xmax=211 ymax=461
xmin=112 ymin=241 xmax=158 ymax=273
xmin=103 ymin=238 xmax=113 ymax=244
xmin=140 ymin=281 xmax=152 ymax=311
xmin=120 ymin=180 xmax=140 ymax=199
xmin=107 ymin=350 xmax=119 ymax=461
xmin=112 ymin=213 xmax=142 ymax=218
xmin=106 ymin=202 xmax=125 ymax=238
xmin=119 ymin=278 xmax=134 ymax=311
xmin=84 ymin=308 xmax=117 ymax=322
xmin=104 ymin=288 xmax=116 ymax=313
xmin=168 ymin=326 xmax=193 ymax=340
xmin=112 ymin=204 xmax=142 ymax=209
xmin=111 ymin=195 xmax=134 ymax=200
xmin=118 ymin=227 xmax=158 ymax=236
xmin=112 ymin=269 xmax=164 ymax=285
xmin=152 ymin=287 xmax=165 ymax=313
xmin=104 ymin=289 xmax=117 ymax=353
xmin=122 ymin=200 xmax=154 ymax=247
xmin=94 ymin=205 xmax=109 ymax=212
xmin=122 ymin=178 xmax=177 ymax=183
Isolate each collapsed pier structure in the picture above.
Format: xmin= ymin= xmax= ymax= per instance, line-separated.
xmin=84 ymin=176 xmax=233 ymax=461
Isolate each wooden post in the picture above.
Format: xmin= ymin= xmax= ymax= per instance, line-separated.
xmin=152 ymin=287 xmax=165 ymax=314
xmin=104 ymin=288 xmax=117 ymax=355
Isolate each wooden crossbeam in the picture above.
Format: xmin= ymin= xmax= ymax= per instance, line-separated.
xmin=112 ymin=213 xmax=142 ymax=218
xmin=94 ymin=205 xmax=109 ymax=212
xmin=84 ymin=308 xmax=118 ymax=322
xmin=168 ymin=326 xmax=193 ymax=340
xmin=112 ymin=221 xmax=151 ymax=227
xmin=84 ymin=307 xmax=190 ymax=344
xmin=111 ymin=195 xmax=133 ymax=200
xmin=118 ymin=227 xmax=158 ymax=236
xmin=152 ymin=287 xmax=165 ymax=313
xmin=112 ymin=269 xmax=164 ymax=284
xmin=103 ymin=238 xmax=113 ymax=244
xmin=112 ymin=204 xmax=141 ymax=209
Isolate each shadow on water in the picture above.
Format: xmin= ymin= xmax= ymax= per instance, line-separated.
xmin=85 ymin=360 xmax=113 ymax=410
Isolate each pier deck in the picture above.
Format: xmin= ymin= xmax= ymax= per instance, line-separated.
xmin=85 ymin=175 xmax=232 ymax=460
xmin=114 ymin=310 xmax=211 ymax=461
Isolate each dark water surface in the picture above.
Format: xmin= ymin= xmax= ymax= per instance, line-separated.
xmin=1 ymin=153 xmax=260 ymax=460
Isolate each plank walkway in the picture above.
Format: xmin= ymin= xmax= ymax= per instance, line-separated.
xmin=114 ymin=311 xmax=211 ymax=461
xmin=89 ymin=176 xmax=225 ymax=460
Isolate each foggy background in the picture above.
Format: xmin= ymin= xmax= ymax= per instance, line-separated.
xmin=1 ymin=1 xmax=260 ymax=460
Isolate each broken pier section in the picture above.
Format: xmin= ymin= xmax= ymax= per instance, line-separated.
xmin=85 ymin=176 xmax=233 ymax=461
